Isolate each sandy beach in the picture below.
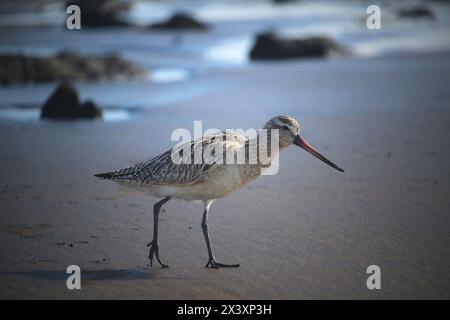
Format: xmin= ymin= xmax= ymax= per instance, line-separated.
xmin=1 ymin=49 xmax=450 ymax=299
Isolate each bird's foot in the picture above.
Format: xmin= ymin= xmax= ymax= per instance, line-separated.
xmin=205 ymin=259 xmax=240 ymax=269
xmin=147 ymin=241 xmax=169 ymax=268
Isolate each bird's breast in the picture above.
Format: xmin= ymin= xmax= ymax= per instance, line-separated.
xmin=196 ymin=164 xmax=261 ymax=198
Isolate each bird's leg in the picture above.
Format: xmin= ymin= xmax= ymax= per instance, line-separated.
xmin=147 ymin=196 xmax=170 ymax=268
xmin=201 ymin=201 xmax=240 ymax=269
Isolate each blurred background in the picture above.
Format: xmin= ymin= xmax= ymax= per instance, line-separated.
xmin=1 ymin=0 xmax=450 ymax=119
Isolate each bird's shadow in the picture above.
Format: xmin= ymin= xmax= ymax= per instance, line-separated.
xmin=0 ymin=267 xmax=207 ymax=282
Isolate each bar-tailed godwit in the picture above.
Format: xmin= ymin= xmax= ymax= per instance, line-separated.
xmin=95 ymin=115 xmax=344 ymax=268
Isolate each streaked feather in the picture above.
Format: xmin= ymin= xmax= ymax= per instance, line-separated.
xmin=95 ymin=132 xmax=246 ymax=186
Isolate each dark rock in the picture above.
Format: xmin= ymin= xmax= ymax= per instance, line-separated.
xmin=40 ymin=82 xmax=102 ymax=120
xmin=0 ymin=50 xmax=147 ymax=85
xmin=272 ymin=0 xmax=299 ymax=4
xmin=397 ymin=6 xmax=434 ymax=19
xmin=249 ymin=32 xmax=346 ymax=61
xmin=80 ymin=100 xmax=102 ymax=118
xmin=69 ymin=0 xmax=132 ymax=27
xmin=149 ymin=12 xmax=209 ymax=31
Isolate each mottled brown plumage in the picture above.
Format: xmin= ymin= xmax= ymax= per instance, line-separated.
xmin=94 ymin=115 xmax=343 ymax=268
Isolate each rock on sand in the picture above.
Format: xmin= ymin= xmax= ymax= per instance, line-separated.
xmin=249 ymin=32 xmax=347 ymax=61
xmin=149 ymin=12 xmax=210 ymax=31
xmin=40 ymin=82 xmax=102 ymax=120
xmin=69 ymin=0 xmax=132 ymax=27
xmin=0 ymin=50 xmax=147 ymax=86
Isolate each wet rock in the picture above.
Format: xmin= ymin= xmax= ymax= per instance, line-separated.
xmin=149 ymin=12 xmax=210 ymax=31
xmin=80 ymin=100 xmax=102 ymax=118
xmin=397 ymin=6 xmax=434 ymax=20
xmin=249 ymin=32 xmax=347 ymax=61
xmin=69 ymin=0 xmax=132 ymax=27
xmin=0 ymin=50 xmax=147 ymax=85
xmin=40 ymin=82 xmax=102 ymax=120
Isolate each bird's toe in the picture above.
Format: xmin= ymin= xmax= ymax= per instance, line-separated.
xmin=215 ymin=262 xmax=240 ymax=268
xmin=205 ymin=260 xmax=239 ymax=269
xmin=147 ymin=242 xmax=168 ymax=268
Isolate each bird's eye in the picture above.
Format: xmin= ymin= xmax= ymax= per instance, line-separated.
xmin=282 ymin=125 xmax=289 ymax=130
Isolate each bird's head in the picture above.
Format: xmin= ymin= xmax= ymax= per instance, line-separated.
xmin=264 ymin=115 xmax=344 ymax=173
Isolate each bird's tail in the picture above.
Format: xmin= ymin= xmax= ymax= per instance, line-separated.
xmin=94 ymin=172 xmax=114 ymax=180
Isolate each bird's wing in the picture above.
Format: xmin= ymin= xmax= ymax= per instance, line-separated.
xmin=95 ymin=131 xmax=246 ymax=185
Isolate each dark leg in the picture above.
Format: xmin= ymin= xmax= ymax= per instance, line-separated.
xmin=202 ymin=201 xmax=240 ymax=269
xmin=147 ymin=196 xmax=170 ymax=267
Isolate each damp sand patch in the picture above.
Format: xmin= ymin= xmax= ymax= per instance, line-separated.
xmin=0 ymin=223 xmax=51 ymax=239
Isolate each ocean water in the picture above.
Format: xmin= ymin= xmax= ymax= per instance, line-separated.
xmin=0 ymin=0 xmax=449 ymax=120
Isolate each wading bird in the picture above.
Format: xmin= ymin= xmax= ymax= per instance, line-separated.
xmin=94 ymin=116 xmax=344 ymax=268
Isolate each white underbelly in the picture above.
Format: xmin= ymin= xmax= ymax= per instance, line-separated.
xmin=114 ymin=165 xmax=260 ymax=201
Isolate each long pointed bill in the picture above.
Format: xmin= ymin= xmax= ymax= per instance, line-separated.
xmin=294 ymin=135 xmax=344 ymax=172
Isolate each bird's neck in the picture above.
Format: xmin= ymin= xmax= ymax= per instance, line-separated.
xmin=247 ymin=131 xmax=284 ymax=166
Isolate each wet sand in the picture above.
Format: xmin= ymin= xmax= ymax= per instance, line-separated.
xmin=0 ymin=52 xmax=450 ymax=299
